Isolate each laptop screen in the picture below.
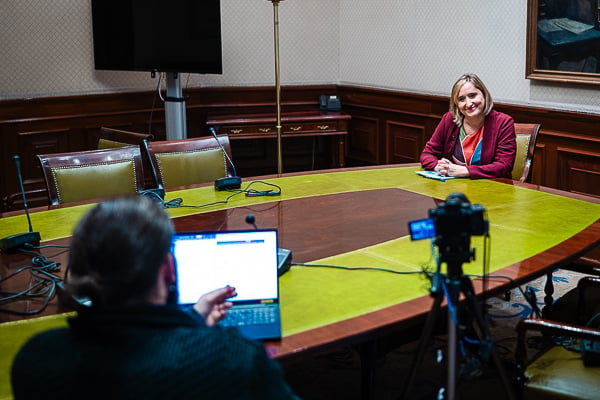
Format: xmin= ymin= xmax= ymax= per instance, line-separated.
xmin=172 ymin=230 xmax=279 ymax=305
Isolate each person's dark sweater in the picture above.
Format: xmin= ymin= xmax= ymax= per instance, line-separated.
xmin=11 ymin=304 xmax=299 ymax=399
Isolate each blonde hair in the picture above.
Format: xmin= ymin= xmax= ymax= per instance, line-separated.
xmin=449 ymin=73 xmax=493 ymax=126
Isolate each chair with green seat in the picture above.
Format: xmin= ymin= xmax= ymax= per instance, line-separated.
xmin=512 ymin=123 xmax=541 ymax=183
xmin=97 ymin=127 xmax=154 ymax=149
xmin=146 ymin=135 xmax=236 ymax=189
xmin=37 ymin=146 xmax=145 ymax=205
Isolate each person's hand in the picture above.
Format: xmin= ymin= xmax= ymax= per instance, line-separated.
xmin=435 ymin=158 xmax=469 ymax=177
xmin=193 ymin=286 xmax=237 ymax=327
xmin=446 ymin=163 xmax=469 ymax=178
xmin=435 ymin=158 xmax=452 ymax=175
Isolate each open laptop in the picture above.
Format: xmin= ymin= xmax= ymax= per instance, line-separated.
xmin=171 ymin=229 xmax=282 ymax=341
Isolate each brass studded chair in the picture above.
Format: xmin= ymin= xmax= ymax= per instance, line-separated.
xmin=515 ymin=277 xmax=600 ymax=399
xmin=37 ymin=146 xmax=145 ymax=205
xmin=146 ymin=135 xmax=235 ymax=189
xmin=97 ymin=127 xmax=154 ymax=149
xmin=512 ymin=123 xmax=541 ymax=183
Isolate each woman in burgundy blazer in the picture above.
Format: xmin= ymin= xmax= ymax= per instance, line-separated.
xmin=420 ymin=73 xmax=516 ymax=179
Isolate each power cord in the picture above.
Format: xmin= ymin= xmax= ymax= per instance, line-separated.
xmin=294 ymin=262 xmax=427 ymax=276
xmin=164 ymin=180 xmax=282 ymax=209
xmin=0 ymin=250 xmax=62 ymax=315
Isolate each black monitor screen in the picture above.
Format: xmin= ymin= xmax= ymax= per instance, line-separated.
xmin=91 ymin=0 xmax=222 ymax=74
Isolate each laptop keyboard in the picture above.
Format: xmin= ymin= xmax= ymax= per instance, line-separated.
xmin=221 ymin=306 xmax=277 ymax=327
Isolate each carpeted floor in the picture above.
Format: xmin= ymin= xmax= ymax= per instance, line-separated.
xmin=282 ymin=269 xmax=587 ymax=400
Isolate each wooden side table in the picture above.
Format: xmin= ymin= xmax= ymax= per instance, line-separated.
xmin=206 ymin=110 xmax=351 ymax=168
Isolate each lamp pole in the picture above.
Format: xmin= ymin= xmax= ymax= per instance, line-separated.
xmin=267 ymin=0 xmax=284 ymax=176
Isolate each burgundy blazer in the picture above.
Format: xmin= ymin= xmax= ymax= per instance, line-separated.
xmin=420 ymin=110 xmax=516 ymax=179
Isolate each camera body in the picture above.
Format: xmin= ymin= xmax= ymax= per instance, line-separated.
xmin=409 ymin=193 xmax=488 ymax=241
xmin=429 ymin=193 xmax=488 ymax=238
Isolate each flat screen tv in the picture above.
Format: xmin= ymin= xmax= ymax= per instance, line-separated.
xmin=91 ymin=0 xmax=222 ymax=74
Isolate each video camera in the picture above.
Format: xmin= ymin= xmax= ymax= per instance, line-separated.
xmin=409 ymin=193 xmax=488 ymax=241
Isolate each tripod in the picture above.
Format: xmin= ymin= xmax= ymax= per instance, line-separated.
xmin=399 ymin=242 xmax=517 ymax=400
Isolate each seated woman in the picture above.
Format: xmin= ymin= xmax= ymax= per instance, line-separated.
xmin=420 ymin=73 xmax=516 ymax=179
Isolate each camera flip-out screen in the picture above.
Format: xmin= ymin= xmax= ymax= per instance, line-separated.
xmin=408 ymin=218 xmax=436 ymax=241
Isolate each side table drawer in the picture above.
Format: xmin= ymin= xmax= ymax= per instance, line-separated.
xmin=220 ymin=124 xmax=275 ymax=136
xmin=283 ymin=121 xmax=343 ymax=134
xmin=218 ymin=120 xmax=347 ymax=137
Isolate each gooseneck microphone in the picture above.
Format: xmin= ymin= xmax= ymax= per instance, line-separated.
xmin=209 ymin=127 xmax=242 ymax=191
xmin=138 ymin=139 xmax=166 ymax=203
xmin=0 ymin=155 xmax=41 ymax=253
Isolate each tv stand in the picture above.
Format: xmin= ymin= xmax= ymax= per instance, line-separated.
xmin=164 ymin=72 xmax=187 ymax=140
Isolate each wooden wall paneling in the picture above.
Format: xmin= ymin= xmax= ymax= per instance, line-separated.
xmin=530 ymin=143 xmax=547 ymax=187
xmin=386 ymin=121 xmax=426 ymax=164
xmin=0 ymin=124 xmax=20 ymax=210
xmin=557 ymin=147 xmax=600 ymax=198
xmin=230 ymin=139 xmax=276 ymax=177
xmin=282 ymin=136 xmax=330 ymax=172
xmin=2 ymin=127 xmax=72 ymax=210
xmin=540 ymin=127 xmax=600 ymax=195
xmin=345 ymin=113 xmax=380 ymax=166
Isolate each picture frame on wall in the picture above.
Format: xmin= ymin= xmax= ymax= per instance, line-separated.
xmin=526 ymin=0 xmax=600 ymax=85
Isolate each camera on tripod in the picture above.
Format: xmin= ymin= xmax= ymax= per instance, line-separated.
xmin=408 ymin=193 xmax=488 ymax=241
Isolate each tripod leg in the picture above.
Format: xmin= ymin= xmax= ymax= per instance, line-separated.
xmin=398 ymin=287 xmax=444 ymax=400
xmin=446 ymin=275 xmax=462 ymax=400
xmin=460 ymin=276 xmax=517 ymax=400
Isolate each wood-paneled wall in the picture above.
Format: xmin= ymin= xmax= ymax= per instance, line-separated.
xmin=1 ymin=84 xmax=599 ymax=211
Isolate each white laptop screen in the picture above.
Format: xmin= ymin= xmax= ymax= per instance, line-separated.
xmin=172 ymin=230 xmax=279 ymax=305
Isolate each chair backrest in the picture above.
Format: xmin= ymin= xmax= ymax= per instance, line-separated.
xmin=512 ymin=123 xmax=541 ymax=183
xmin=37 ymin=146 xmax=145 ymax=205
xmin=0 ymin=313 xmax=72 ymax=398
xmin=97 ymin=127 xmax=154 ymax=149
xmin=146 ymin=135 xmax=235 ymax=189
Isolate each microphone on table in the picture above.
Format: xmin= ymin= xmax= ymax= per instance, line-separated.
xmin=0 ymin=155 xmax=41 ymax=253
xmin=245 ymin=214 xmax=292 ymax=276
xmin=209 ymin=127 xmax=242 ymax=191
xmin=138 ymin=139 xmax=166 ymax=203
xmin=245 ymin=214 xmax=259 ymax=230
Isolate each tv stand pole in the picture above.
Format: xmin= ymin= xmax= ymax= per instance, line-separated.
xmin=164 ymin=72 xmax=187 ymax=140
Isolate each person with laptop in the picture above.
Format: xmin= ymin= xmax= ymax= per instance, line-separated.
xmin=11 ymin=196 xmax=299 ymax=399
xmin=420 ymin=72 xmax=516 ymax=179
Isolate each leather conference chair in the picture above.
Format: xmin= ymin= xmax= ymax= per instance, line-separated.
xmin=146 ymin=135 xmax=235 ymax=189
xmin=0 ymin=313 xmax=72 ymax=398
xmin=512 ymin=123 xmax=541 ymax=183
xmin=515 ymin=277 xmax=600 ymax=399
xmin=97 ymin=127 xmax=154 ymax=149
xmin=37 ymin=146 xmax=145 ymax=205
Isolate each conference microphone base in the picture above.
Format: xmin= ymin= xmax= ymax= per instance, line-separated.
xmin=139 ymin=188 xmax=166 ymax=203
xmin=277 ymin=248 xmax=292 ymax=276
xmin=215 ymin=176 xmax=242 ymax=191
xmin=0 ymin=231 xmax=41 ymax=253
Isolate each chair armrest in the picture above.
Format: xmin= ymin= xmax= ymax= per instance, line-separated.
xmin=515 ymin=318 xmax=600 ymax=385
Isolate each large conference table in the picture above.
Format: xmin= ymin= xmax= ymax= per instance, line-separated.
xmin=1 ymin=164 xmax=599 ymax=366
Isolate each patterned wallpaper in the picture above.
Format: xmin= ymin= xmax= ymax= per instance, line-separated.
xmin=0 ymin=0 xmax=340 ymax=98
xmin=339 ymin=0 xmax=600 ymax=114
xmin=0 ymin=0 xmax=598 ymax=115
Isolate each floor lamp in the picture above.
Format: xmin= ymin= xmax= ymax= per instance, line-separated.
xmin=267 ymin=0 xmax=284 ymax=176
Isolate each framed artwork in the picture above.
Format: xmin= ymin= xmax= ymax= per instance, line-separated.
xmin=526 ymin=0 xmax=600 ymax=85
